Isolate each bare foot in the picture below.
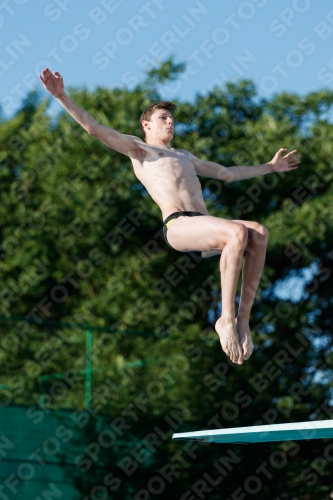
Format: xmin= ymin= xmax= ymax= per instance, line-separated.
xmin=236 ymin=317 xmax=254 ymax=360
xmin=215 ymin=317 xmax=243 ymax=365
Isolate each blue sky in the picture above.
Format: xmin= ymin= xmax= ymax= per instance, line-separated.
xmin=1 ymin=0 xmax=333 ymax=117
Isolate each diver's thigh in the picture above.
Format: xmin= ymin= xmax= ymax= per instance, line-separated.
xmin=166 ymin=215 xmax=243 ymax=252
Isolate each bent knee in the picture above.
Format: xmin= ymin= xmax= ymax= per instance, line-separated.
xmin=252 ymin=224 xmax=269 ymax=245
xmin=231 ymin=223 xmax=248 ymax=247
xmin=258 ymin=224 xmax=269 ymax=241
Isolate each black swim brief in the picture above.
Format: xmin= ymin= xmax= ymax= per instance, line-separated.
xmin=163 ymin=211 xmax=204 ymax=257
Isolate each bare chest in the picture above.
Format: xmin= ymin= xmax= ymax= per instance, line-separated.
xmin=133 ymin=147 xmax=195 ymax=176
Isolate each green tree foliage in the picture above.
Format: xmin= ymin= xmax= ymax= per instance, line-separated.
xmin=1 ymin=61 xmax=333 ymax=498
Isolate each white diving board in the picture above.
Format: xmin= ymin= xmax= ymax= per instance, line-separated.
xmin=173 ymin=420 xmax=333 ymax=444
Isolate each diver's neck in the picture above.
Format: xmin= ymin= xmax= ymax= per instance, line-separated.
xmin=146 ymin=139 xmax=172 ymax=149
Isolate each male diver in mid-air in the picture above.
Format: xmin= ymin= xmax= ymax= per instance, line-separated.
xmin=40 ymin=68 xmax=300 ymax=366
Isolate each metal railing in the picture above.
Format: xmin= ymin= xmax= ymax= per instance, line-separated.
xmin=0 ymin=315 xmax=162 ymax=410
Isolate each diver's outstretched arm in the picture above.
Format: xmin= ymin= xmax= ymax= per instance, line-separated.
xmin=39 ymin=68 xmax=142 ymax=157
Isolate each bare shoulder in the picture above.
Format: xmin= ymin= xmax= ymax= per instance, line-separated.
xmin=121 ymin=134 xmax=148 ymax=161
xmin=122 ymin=134 xmax=145 ymax=149
xmin=90 ymin=125 xmax=147 ymax=159
xmin=123 ymin=134 xmax=144 ymax=143
xmin=175 ymin=147 xmax=198 ymax=159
